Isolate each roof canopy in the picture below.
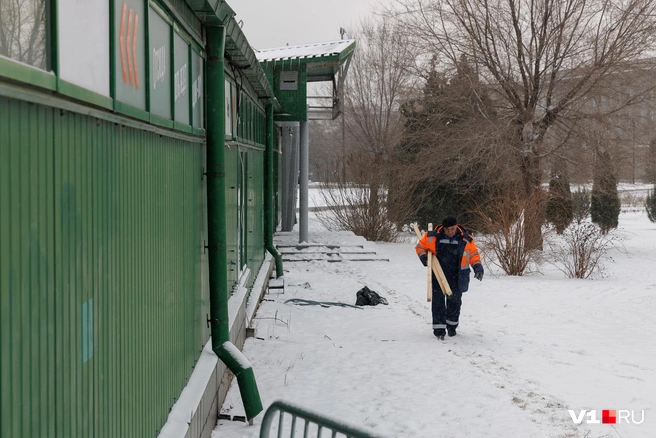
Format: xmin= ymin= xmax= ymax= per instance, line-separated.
xmin=256 ymin=40 xmax=355 ymax=80
xmin=256 ymin=40 xmax=356 ymax=121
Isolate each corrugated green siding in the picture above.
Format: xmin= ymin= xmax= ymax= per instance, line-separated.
xmin=222 ymin=145 xmax=266 ymax=292
xmin=264 ymin=65 xmax=308 ymax=122
xmin=275 ymin=129 xmax=282 ymax=226
xmin=246 ymin=149 xmax=265 ymax=286
xmin=1 ymin=96 xmax=207 ymax=438
xmin=237 ymin=94 xmax=266 ymax=147
xmin=0 ymin=96 xmax=56 ymax=438
xmin=224 ymin=146 xmax=239 ymax=289
xmin=199 ymin=149 xmax=210 ymax=345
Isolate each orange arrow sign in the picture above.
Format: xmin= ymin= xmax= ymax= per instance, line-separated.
xmin=119 ymin=3 xmax=127 ymax=83
xmin=119 ymin=2 xmax=139 ymax=88
xmin=132 ymin=15 xmax=140 ymax=88
xmin=127 ymin=9 xmax=134 ymax=86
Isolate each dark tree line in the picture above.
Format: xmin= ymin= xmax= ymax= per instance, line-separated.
xmin=391 ymin=56 xmax=518 ymax=230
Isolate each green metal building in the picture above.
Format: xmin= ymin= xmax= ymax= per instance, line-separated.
xmin=0 ymin=1 xmax=354 ymax=437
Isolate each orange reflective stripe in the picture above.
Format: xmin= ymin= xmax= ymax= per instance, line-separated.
xmin=415 ymin=231 xmax=436 ymax=255
xmin=417 ymin=227 xmax=481 ymax=268
xmin=461 ymin=238 xmax=481 ymax=267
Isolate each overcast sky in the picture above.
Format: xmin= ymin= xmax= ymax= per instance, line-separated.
xmin=230 ymin=0 xmax=385 ymax=49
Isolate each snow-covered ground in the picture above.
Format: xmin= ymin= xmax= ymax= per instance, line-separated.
xmin=213 ymin=202 xmax=655 ymax=438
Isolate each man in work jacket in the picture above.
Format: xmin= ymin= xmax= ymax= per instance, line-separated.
xmin=415 ymin=215 xmax=484 ymax=340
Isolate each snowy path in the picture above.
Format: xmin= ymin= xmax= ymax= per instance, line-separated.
xmin=214 ymin=213 xmax=656 ymax=438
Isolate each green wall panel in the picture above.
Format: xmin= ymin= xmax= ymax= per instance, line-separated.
xmin=0 ymin=95 xmax=207 ymax=438
xmin=246 ymin=149 xmax=266 ymax=286
xmin=0 ymin=97 xmax=56 ymax=438
xmin=150 ymin=7 xmax=172 ymax=119
xmin=265 ymin=64 xmax=308 ymax=122
xmin=223 ymin=145 xmax=266 ymax=292
xmin=224 ymin=146 xmax=239 ymax=290
xmin=236 ymin=93 xmax=266 ymax=146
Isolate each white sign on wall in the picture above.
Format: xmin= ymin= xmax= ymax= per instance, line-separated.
xmin=58 ymin=0 xmax=110 ymax=96
xmin=174 ymin=33 xmax=189 ymax=125
xmin=192 ymin=50 xmax=204 ymax=129
xmin=225 ymin=79 xmax=232 ymax=136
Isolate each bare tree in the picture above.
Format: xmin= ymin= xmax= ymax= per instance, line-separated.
xmin=343 ymin=17 xmax=417 ymax=158
xmin=388 ymin=0 xmax=656 ymax=249
xmin=315 ymin=152 xmax=408 ymax=242
xmin=309 ymin=119 xmax=342 ymax=182
xmin=315 ymin=16 xmax=419 ymax=240
xmin=0 ymin=0 xmax=47 ymax=69
xmin=474 ymin=190 xmax=548 ymax=276
xmin=388 ymin=0 xmax=656 ymax=194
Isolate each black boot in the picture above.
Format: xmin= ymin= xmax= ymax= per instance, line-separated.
xmin=448 ymin=328 xmax=457 ymax=337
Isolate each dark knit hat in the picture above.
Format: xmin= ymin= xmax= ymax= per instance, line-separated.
xmin=442 ymin=215 xmax=457 ymax=227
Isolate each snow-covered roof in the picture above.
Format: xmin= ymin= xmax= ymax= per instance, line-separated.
xmin=255 ymin=39 xmax=356 ymax=62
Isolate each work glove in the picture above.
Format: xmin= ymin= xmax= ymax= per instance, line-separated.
xmin=420 ymin=254 xmax=428 ymax=267
xmin=474 ymin=270 xmax=484 ymax=281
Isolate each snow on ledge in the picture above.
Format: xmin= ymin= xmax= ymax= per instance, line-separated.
xmin=158 ymin=254 xmax=275 ymax=438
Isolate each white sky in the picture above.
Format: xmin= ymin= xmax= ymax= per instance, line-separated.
xmin=230 ymin=0 xmax=386 ymax=50
xmin=212 ymin=184 xmax=655 ymax=438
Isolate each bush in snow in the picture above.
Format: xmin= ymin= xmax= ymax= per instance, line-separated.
xmin=475 ymin=191 xmax=547 ymax=276
xmin=548 ymin=220 xmax=623 ymax=279
xmin=646 ymin=186 xmax=656 ymax=223
xmin=545 ymin=157 xmax=573 ymax=234
xmin=572 ymin=187 xmax=591 ymax=222
xmin=645 ymin=138 xmax=656 ymax=184
xmin=591 ymin=149 xmax=620 ymax=234
xmin=315 ymin=152 xmax=412 ymax=242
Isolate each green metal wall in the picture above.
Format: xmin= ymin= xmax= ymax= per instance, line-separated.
xmin=275 ymin=128 xmax=282 ymax=231
xmin=236 ymin=91 xmax=266 ymax=146
xmin=223 ymin=145 xmax=266 ymax=291
xmin=224 ymin=145 xmax=240 ymax=288
xmin=224 ymin=87 xmax=267 ymax=291
xmin=246 ymin=149 xmax=266 ymax=279
xmin=0 ymin=95 xmax=207 ymax=438
xmin=1 ymin=95 xmax=56 ymax=438
xmin=262 ymin=64 xmax=309 ymax=122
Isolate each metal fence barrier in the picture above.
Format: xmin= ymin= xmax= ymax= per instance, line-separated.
xmin=259 ymin=400 xmax=387 ymax=438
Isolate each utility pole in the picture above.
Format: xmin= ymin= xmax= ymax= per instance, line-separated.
xmin=341 ymin=99 xmax=346 ymax=181
xmin=340 ymin=27 xmax=347 ymax=181
xmin=632 ymin=119 xmax=636 ymax=184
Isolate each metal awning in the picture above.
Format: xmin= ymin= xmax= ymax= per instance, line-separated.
xmin=255 ymin=40 xmax=356 ymax=120
xmin=256 ymin=39 xmax=355 ymax=64
xmin=187 ymin=0 xmax=281 ymax=110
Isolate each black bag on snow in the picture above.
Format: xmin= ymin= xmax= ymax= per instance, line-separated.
xmin=355 ymin=286 xmax=388 ymax=306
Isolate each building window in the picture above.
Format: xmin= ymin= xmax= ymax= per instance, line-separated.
xmin=0 ymin=0 xmax=48 ymax=70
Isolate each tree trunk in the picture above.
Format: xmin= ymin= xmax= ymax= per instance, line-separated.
xmin=520 ymin=152 xmax=544 ymax=250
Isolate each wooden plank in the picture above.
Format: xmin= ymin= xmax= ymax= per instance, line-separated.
xmin=412 ymin=223 xmax=453 ymax=296
xmin=426 ymin=223 xmax=433 ymax=302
